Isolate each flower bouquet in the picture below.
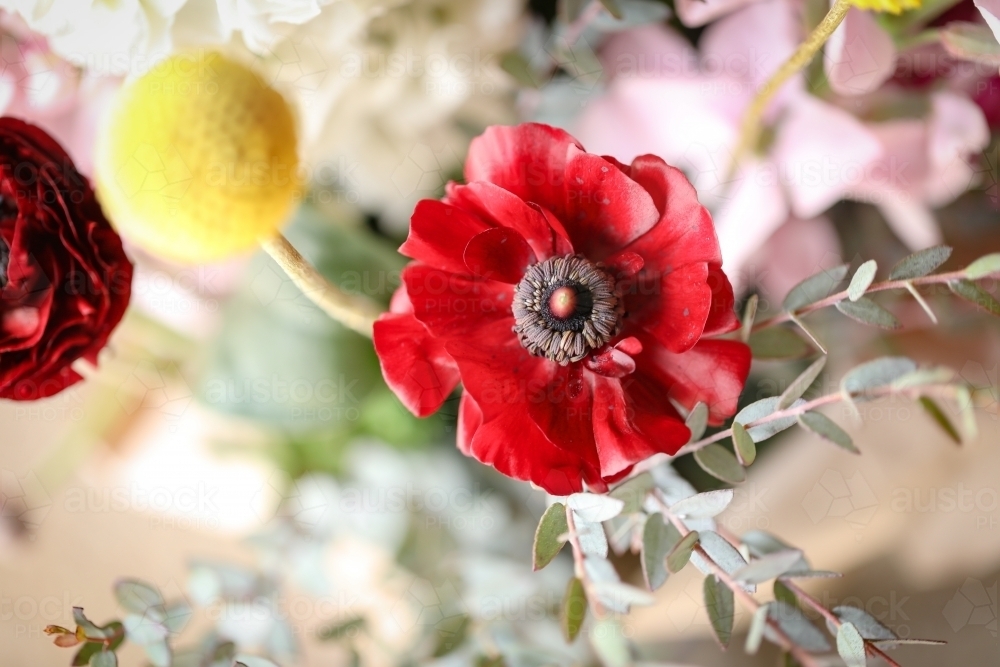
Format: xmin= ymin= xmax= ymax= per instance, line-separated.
xmin=0 ymin=1 xmax=998 ymax=666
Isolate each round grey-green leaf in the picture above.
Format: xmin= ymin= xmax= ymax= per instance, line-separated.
xmin=695 ymin=444 xmax=747 ymax=484
xmin=533 ymin=503 xmax=568 ymax=571
xmin=837 ymin=621 xmax=867 ymax=667
xmin=704 ymin=576 xmax=734 ymax=648
xmin=888 ymin=245 xmax=952 ymax=280
xmin=847 ymin=260 xmax=877 ymax=301
xmin=798 ymin=412 xmax=858 ymax=453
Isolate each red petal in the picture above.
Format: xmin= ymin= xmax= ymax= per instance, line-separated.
xmin=629 ymin=262 xmax=713 ymax=353
xmin=604 ymin=250 xmax=644 ymax=278
xmin=592 ymin=374 xmax=689 ymax=478
xmin=400 ymin=199 xmax=491 ymax=274
xmin=457 ymin=391 xmax=482 ymax=456
xmin=463 ymin=227 xmax=535 ymax=284
xmin=622 ymin=155 xmax=724 ymax=269
xmin=703 ymin=263 xmax=740 ymax=336
xmin=563 ymin=146 xmax=660 ymax=260
xmin=403 ymin=265 xmax=514 ymax=338
xmin=634 ymin=335 xmax=751 ymax=425
xmin=373 ymin=312 xmax=461 ymax=417
xmin=462 ymin=391 xmax=601 ymax=495
xmin=446 ymin=181 xmax=565 ymax=260
xmin=444 ymin=320 xmax=604 ymax=476
xmin=526 ymin=363 xmax=597 ymax=459
xmin=464 ymin=123 xmax=582 ymax=223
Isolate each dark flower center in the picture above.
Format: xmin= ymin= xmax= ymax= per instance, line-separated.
xmin=512 ymin=255 xmax=622 ymax=364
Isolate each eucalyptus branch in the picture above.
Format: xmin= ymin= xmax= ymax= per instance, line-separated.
xmin=651 ymin=492 xmax=823 ymax=667
xmin=752 ymin=269 xmax=996 ymax=333
xmin=780 ymin=579 xmax=904 ymax=667
xmin=679 ymin=382 xmax=959 ymax=456
xmin=630 ymin=381 xmax=961 ymax=478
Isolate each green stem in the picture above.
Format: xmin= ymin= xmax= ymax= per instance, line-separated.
xmin=732 ymin=0 xmax=852 ymax=165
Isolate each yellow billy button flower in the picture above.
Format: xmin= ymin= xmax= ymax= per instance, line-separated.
xmin=96 ymin=51 xmax=300 ymax=264
xmin=849 ymin=0 xmax=920 ymax=14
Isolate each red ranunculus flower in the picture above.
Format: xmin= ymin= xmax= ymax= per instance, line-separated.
xmin=374 ymin=123 xmax=751 ymax=494
xmin=0 ymin=117 xmax=132 ymax=400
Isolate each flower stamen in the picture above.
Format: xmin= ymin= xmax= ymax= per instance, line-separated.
xmin=513 ymin=255 xmax=622 ymax=364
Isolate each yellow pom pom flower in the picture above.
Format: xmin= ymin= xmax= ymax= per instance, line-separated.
xmin=849 ymin=0 xmax=920 ymax=14
xmin=96 ymin=51 xmax=300 ymax=264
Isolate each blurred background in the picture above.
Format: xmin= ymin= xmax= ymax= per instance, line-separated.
xmin=0 ymin=0 xmax=999 ymax=665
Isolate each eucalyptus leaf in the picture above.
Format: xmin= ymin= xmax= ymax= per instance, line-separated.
xmin=847 ymin=260 xmax=877 ymax=301
xmin=589 ymin=618 xmax=630 ymax=667
xmin=773 ymin=580 xmax=798 ymax=608
xmin=919 ymin=396 xmax=961 ymax=444
xmin=749 ymin=327 xmax=812 ymax=360
xmin=690 ymin=531 xmax=753 ymax=592
xmin=734 ymin=550 xmax=805 ymax=584
xmin=533 ymin=503 xmax=568 ymax=571
xmin=777 ymin=357 xmax=827 ymax=409
xmin=574 ymin=513 xmax=609 ymax=558
xmin=72 ymin=609 xmax=108 ymax=640
xmin=891 ymin=366 xmax=955 ymax=389
xmin=162 ymin=600 xmax=192 ymax=635
xmin=956 ymin=385 xmax=978 ymax=440
xmin=668 ymin=489 xmax=734 ymax=519
xmin=591 ymin=579 xmax=655 ymax=613
xmin=114 ymin=580 xmax=165 ymax=617
xmin=143 ymin=640 xmax=171 ymax=667
xmin=783 ymin=265 xmax=848 ymax=311
xmin=964 ymin=252 xmax=1000 ymax=279
xmin=888 ymin=245 xmax=952 ymax=280
xmin=745 ymin=604 xmax=769 ymax=654
xmin=797 ymin=412 xmax=858 ymax=453
xmin=836 ymin=622 xmax=867 ymax=667
xmin=610 ymin=473 xmax=655 ymax=514
xmin=836 ymin=297 xmax=901 ymax=330
xmin=735 ymin=397 xmax=805 ymax=442
xmin=731 ymin=423 xmax=756 ymax=466
xmin=832 ymin=606 xmax=897 ymax=641
xmin=781 ymin=570 xmax=842 ymax=579
xmin=948 ymin=279 xmax=1000 ymax=316
xmin=561 ymin=578 xmax=587 ymax=642
xmin=841 ymin=357 xmax=918 ymax=397
xmin=124 ymin=614 xmax=169 ymax=645
xmin=694 ymin=445 xmax=746 ymax=485
xmin=666 ymin=531 xmax=699 ymax=573
xmin=641 ymin=513 xmax=680 ymax=590
xmin=872 ymin=638 xmax=947 ymax=648
xmin=567 ymin=493 xmax=625 ymax=523
xmin=685 ymin=402 xmax=709 ymax=442
xmin=767 ymin=602 xmax=831 ymax=652
xmin=742 ymin=531 xmax=803 ymax=561
xmin=89 ymin=651 xmax=117 ymax=667
xmin=704 ymin=576 xmax=734 ymax=648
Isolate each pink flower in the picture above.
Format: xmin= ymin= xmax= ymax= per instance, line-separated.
xmin=575 ymin=0 xmax=990 ymax=287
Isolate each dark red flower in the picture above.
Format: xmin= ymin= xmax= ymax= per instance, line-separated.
xmin=374 ymin=123 xmax=750 ymax=494
xmin=0 ymin=117 xmax=132 ymax=400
